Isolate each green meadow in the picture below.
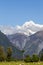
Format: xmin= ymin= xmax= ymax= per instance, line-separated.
xmin=0 ymin=62 xmax=43 ymax=65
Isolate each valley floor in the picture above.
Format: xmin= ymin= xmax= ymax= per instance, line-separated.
xmin=0 ymin=62 xmax=43 ymax=65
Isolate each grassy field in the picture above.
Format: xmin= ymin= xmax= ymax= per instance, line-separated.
xmin=0 ymin=62 xmax=43 ymax=65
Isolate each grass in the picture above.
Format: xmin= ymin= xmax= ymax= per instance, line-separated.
xmin=0 ymin=62 xmax=43 ymax=65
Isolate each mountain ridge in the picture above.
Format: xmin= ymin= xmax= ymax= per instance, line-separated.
xmin=7 ymin=30 xmax=43 ymax=56
xmin=0 ymin=20 xmax=43 ymax=35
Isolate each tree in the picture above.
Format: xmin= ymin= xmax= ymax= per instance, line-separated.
xmin=21 ymin=50 xmax=25 ymax=61
xmin=24 ymin=55 xmax=31 ymax=62
xmin=39 ymin=49 xmax=43 ymax=61
xmin=40 ymin=53 xmax=43 ymax=61
xmin=0 ymin=46 xmax=6 ymax=61
xmin=7 ymin=47 xmax=12 ymax=61
xmin=32 ymin=54 xmax=39 ymax=62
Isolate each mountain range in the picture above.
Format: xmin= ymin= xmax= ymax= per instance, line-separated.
xmin=0 ymin=21 xmax=43 ymax=58
xmin=7 ymin=30 xmax=43 ymax=56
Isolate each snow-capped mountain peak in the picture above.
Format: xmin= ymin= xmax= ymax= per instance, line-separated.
xmin=22 ymin=20 xmax=35 ymax=27
xmin=22 ymin=20 xmax=43 ymax=28
xmin=0 ymin=20 xmax=43 ymax=35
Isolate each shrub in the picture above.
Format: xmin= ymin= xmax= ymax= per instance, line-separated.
xmin=24 ymin=55 xmax=31 ymax=62
xmin=32 ymin=54 xmax=39 ymax=62
xmin=40 ymin=53 xmax=43 ymax=61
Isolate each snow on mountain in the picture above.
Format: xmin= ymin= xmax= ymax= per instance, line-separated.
xmin=0 ymin=20 xmax=43 ymax=35
xmin=22 ymin=21 xmax=43 ymax=33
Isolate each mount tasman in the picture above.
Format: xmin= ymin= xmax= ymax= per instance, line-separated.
xmin=0 ymin=20 xmax=43 ymax=58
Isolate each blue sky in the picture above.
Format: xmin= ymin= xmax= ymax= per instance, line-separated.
xmin=0 ymin=0 xmax=43 ymax=26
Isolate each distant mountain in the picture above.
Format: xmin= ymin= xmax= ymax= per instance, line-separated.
xmin=0 ymin=31 xmax=22 ymax=59
xmin=0 ymin=21 xmax=43 ymax=36
xmin=0 ymin=21 xmax=43 ymax=58
xmin=8 ymin=33 xmax=27 ymax=50
xmin=0 ymin=31 xmax=12 ymax=48
xmin=24 ymin=30 xmax=43 ymax=56
xmin=7 ymin=30 xmax=43 ymax=56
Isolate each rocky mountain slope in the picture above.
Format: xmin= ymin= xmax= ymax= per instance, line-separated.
xmin=24 ymin=30 xmax=43 ymax=56
xmin=0 ymin=31 xmax=22 ymax=59
xmin=8 ymin=33 xmax=27 ymax=50
xmin=8 ymin=30 xmax=43 ymax=56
